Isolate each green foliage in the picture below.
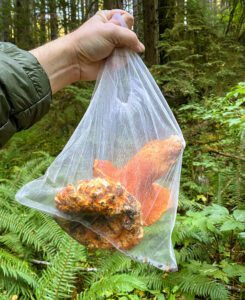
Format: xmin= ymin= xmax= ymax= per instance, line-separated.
xmin=0 ymin=88 xmax=91 ymax=300
xmin=0 ymin=151 xmax=88 ymax=299
xmin=0 ymin=83 xmax=93 ymax=180
xmin=178 ymin=82 xmax=245 ymax=210
xmin=180 ymin=82 xmax=245 ymax=135
xmin=36 ymin=238 xmax=87 ymax=300
xmin=1 ymin=81 xmax=244 ymax=299
xmin=1 ymin=1 xmax=245 ymax=293
xmin=152 ymin=1 xmax=245 ymax=102
xmin=0 ymin=248 xmax=38 ymax=299
xmin=79 ymin=273 xmax=147 ymax=299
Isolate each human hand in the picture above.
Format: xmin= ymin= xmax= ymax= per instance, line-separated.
xmin=69 ymin=10 xmax=145 ymax=81
xmin=30 ymin=10 xmax=144 ymax=93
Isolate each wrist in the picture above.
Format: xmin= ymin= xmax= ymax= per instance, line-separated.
xmin=30 ymin=35 xmax=81 ymax=94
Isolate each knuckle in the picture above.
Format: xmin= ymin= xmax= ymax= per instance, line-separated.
xmin=124 ymin=13 xmax=134 ymax=28
xmin=128 ymin=13 xmax=134 ymax=23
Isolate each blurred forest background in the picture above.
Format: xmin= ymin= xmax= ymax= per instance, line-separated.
xmin=0 ymin=0 xmax=244 ymax=299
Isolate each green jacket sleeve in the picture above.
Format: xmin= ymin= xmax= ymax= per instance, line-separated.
xmin=0 ymin=42 xmax=52 ymax=148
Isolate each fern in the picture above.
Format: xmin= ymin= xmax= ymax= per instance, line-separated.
xmin=177 ymin=245 xmax=208 ymax=263
xmin=0 ymin=80 xmax=244 ymax=300
xmin=221 ymin=262 xmax=245 ymax=283
xmin=36 ymin=239 xmax=86 ymax=300
xmin=0 ymin=233 xmax=26 ymax=257
xmin=0 ymin=248 xmax=38 ymax=299
xmin=0 ymin=210 xmax=54 ymax=255
xmin=94 ymin=252 xmax=132 ymax=277
xmin=174 ymin=272 xmax=229 ymax=300
xmin=78 ymin=274 xmax=147 ymax=300
xmin=33 ymin=213 xmax=67 ymax=253
xmin=0 ymin=151 xmax=88 ymax=299
xmin=14 ymin=154 xmax=54 ymax=187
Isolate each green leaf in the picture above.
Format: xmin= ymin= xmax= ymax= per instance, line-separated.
xmin=220 ymin=220 xmax=245 ymax=232
xmin=228 ymin=118 xmax=241 ymax=126
xmin=128 ymin=295 xmax=140 ymax=300
xmin=183 ymin=294 xmax=195 ymax=300
xmin=221 ymin=262 xmax=245 ymax=279
xmin=156 ymin=294 xmax=165 ymax=300
xmin=238 ymin=232 xmax=245 ymax=239
xmin=239 ymin=274 xmax=245 ymax=283
xmin=233 ymin=210 xmax=245 ymax=222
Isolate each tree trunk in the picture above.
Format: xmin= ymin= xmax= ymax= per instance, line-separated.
xmin=104 ymin=0 xmax=123 ymax=9
xmin=40 ymin=0 xmax=46 ymax=39
xmin=32 ymin=0 xmax=38 ymax=46
xmin=80 ymin=0 xmax=85 ymax=20
xmin=175 ymin=0 xmax=184 ymax=24
xmin=143 ymin=0 xmax=159 ymax=65
xmin=14 ymin=0 xmax=33 ymax=49
xmin=85 ymin=0 xmax=97 ymax=19
xmin=70 ymin=0 xmax=77 ymax=30
xmin=133 ymin=0 xmax=144 ymax=41
xmin=237 ymin=2 xmax=245 ymax=41
xmin=158 ymin=0 xmax=175 ymax=35
xmin=158 ymin=0 xmax=175 ymax=63
xmin=60 ymin=0 xmax=68 ymax=34
xmin=93 ymin=0 xmax=99 ymax=13
xmin=48 ymin=0 xmax=58 ymax=40
xmin=39 ymin=0 xmax=46 ymax=43
xmin=0 ymin=0 xmax=12 ymax=42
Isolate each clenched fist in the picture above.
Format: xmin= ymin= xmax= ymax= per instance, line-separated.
xmin=30 ymin=10 xmax=144 ymax=93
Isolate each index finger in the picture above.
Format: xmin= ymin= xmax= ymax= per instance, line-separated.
xmin=96 ymin=10 xmax=134 ymax=29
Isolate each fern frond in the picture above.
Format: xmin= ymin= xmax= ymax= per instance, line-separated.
xmin=128 ymin=262 xmax=167 ymax=291
xmin=97 ymin=252 xmax=131 ymax=275
xmin=0 ymin=293 xmax=11 ymax=300
xmin=0 ymin=184 xmax=16 ymax=211
xmin=84 ymin=252 xmax=132 ymax=288
xmin=176 ymin=273 xmax=229 ymax=300
xmin=31 ymin=212 xmax=67 ymax=254
xmin=0 ymin=248 xmax=38 ymax=290
xmin=0 ymin=233 xmax=27 ymax=256
xmin=14 ymin=155 xmax=53 ymax=187
xmin=137 ymin=273 xmax=164 ymax=291
xmin=0 ymin=274 xmax=36 ymax=300
xmin=36 ymin=239 xmax=86 ymax=300
xmin=178 ymin=192 xmax=204 ymax=211
xmin=78 ymin=274 xmax=147 ymax=300
xmin=0 ymin=210 xmax=53 ymax=254
xmin=0 ymin=184 xmax=16 ymax=201
xmin=177 ymin=245 xmax=208 ymax=263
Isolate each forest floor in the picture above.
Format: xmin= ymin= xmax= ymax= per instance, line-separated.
xmin=0 ymin=82 xmax=244 ymax=300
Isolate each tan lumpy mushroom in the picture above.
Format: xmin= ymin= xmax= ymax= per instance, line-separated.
xmin=55 ymin=135 xmax=183 ymax=249
xmin=55 ymin=177 xmax=143 ymax=250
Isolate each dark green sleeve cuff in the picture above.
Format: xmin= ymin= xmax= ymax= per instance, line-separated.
xmin=0 ymin=42 xmax=52 ymax=147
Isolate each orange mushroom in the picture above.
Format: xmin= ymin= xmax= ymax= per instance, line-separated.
xmin=93 ymin=135 xmax=183 ymax=226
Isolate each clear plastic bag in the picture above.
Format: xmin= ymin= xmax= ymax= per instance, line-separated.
xmin=16 ymin=39 xmax=185 ymax=271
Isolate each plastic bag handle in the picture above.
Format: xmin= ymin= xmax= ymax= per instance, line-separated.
xmin=112 ymin=12 xmax=127 ymax=28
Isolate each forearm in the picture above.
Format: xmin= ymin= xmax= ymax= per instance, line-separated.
xmin=30 ymin=35 xmax=80 ymax=94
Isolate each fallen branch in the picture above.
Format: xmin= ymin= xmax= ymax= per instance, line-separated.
xmin=225 ymin=285 xmax=245 ymax=293
xmin=77 ymin=267 xmax=97 ymax=272
xmin=30 ymin=259 xmax=97 ymax=271
xmin=31 ymin=259 xmax=50 ymax=265
xmin=206 ymin=147 xmax=245 ymax=162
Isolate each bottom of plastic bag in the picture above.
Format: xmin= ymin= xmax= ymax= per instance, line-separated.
xmin=16 ymin=195 xmax=178 ymax=271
